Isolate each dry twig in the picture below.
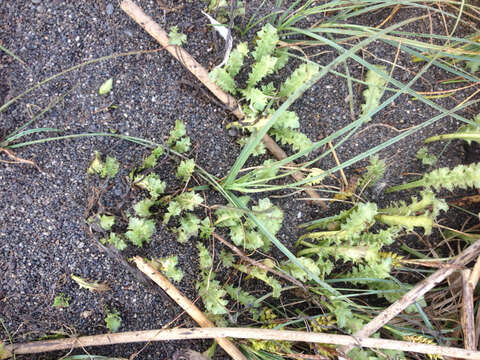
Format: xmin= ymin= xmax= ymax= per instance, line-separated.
xmin=463 ymin=269 xmax=476 ymax=350
xmin=3 ymin=327 xmax=480 ymax=359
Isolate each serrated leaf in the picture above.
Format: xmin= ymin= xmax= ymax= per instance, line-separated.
xmin=71 ymin=274 xmax=110 ymax=292
xmin=252 ymin=24 xmax=279 ymax=61
xmin=278 ymin=63 xmax=320 ymax=98
xmin=226 ymin=42 xmax=248 ymax=77
xmin=53 ymin=293 xmax=70 ymax=308
xmin=360 ymin=65 xmax=387 ymax=122
xmin=252 ymin=198 xmax=283 ymax=236
xmin=164 ymin=191 xmax=203 ymax=224
xmin=151 ymin=255 xmax=184 ymax=283
xmin=199 ymin=217 xmax=213 ymax=239
xmin=358 ymin=155 xmax=386 ymax=188
xmin=197 ymin=242 xmax=213 ymax=270
xmin=133 ymin=198 xmax=156 ymax=217
xmin=140 ymin=146 xmax=164 ymax=170
xmin=236 ymin=137 xmax=266 ymax=155
xmin=102 ymin=232 xmax=127 ymax=251
xmin=105 ymin=307 xmax=122 ymax=332
xmin=167 ymin=120 xmax=187 ymax=146
xmin=173 ymin=136 xmax=191 ymax=153
xmin=220 ymin=249 xmax=234 ymax=267
xmin=168 ymin=26 xmax=187 ymax=46
xmin=177 ymin=158 xmax=195 ymax=182
xmin=242 ymin=87 xmax=268 ymax=112
xmin=246 ymin=55 xmax=277 ymax=89
xmin=196 ymin=276 xmax=228 ymax=315
xmin=281 ymin=257 xmax=320 ymax=282
xmin=98 ymin=77 xmax=113 ymax=95
xmin=176 ymin=213 xmax=200 ymax=243
xmin=87 ymin=151 xmax=119 ymax=179
xmin=416 ymin=147 xmax=437 ymax=166
xmin=305 ymin=168 xmax=325 ymax=185
xmin=273 ymin=48 xmax=289 ymax=72
xmin=99 ymin=215 xmax=115 ymax=230
xmin=225 ymin=285 xmax=258 ymax=308
xmin=125 ymin=217 xmax=155 ymax=247
xmin=209 ymin=67 xmax=237 ymax=94
xmin=270 ymin=127 xmax=312 ymax=152
xmin=271 ymin=110 xmax=299 ymax=130
xmin=261 ymin=82 xmax=276 ymax=96
xmin=135 ymin=173 xmax=166 ymax=200
xmin=215 ymin=207 xmax=243 ymax=227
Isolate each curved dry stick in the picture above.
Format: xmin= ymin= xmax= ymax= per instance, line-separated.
xmin=3 ymin=327 xmax=480 ymax=359
xmin=120 ymin=0 xmax=326 ymax=208
xmin=339 ymin=238 xmax=480 ymax=356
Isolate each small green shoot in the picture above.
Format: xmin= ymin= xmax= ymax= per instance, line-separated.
xmin=87 ymin=151 xmax=119 ymax=179
xmin=196 ymin=242 xmax=228 ymax=315
xmin=105 ymin=307 xmax=122 ymax=333
xmin=177 ymin=158 xmax=195 ymax=182
xmin=99 ymin=215 xmax=115 ymax=230
xmin=101 ymin=232 xmax=127 ymax=251
xmin=175 ymin=213 xmax=200 ymax=243
xmin=125 ymin=217 xmax=155 ymax=247
xmin=53 ymin=293 xmax=71 ymax=308
xmin=150 ymin=256 xmax=184 ymax=283
xmin=98 ymin=78 xmax=113 ymax=95
xmin=416 ymin=147 xmax=437 ymax=166
xmin=168 ymin=26 xmax=187 ymax=46
xmin=360 ymin=65 xmax=388 ymax=122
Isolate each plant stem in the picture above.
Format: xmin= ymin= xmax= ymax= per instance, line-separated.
xmin=386 ymin=179 xmax=425 ymax=193
xmin=425 ymin=133 xmax=480 ymax=143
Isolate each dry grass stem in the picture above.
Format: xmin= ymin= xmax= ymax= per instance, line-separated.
xmin=4 ymin=327 xmax=480 ymax=359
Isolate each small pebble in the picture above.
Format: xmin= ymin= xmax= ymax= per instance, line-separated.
xmin=227 ymin=128 xmax=237 ymax=137
xmin=31 ymin=0 xmax=41 ymax=4
xmin=106 ymin=3 xmax=114 ymax=15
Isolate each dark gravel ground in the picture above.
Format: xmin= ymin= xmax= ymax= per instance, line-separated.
xmin=1 ymin=1 xmax=479 ymax=359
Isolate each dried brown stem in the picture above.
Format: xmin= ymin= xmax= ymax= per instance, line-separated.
xmin=463 ymin=269 xmax=475 ymax=350
xmin=469 ymin=257 xmax=480 ymax=349
xmin=133 ymin=256 xmax=247 ymax=360
xmin=120 ymin=0 xmax=326 ymax=208
xmin=4 ymin=327 xmax=480 ymax=359
xmin=339 ymin=239 xmax=480 ymax=356
xmin=212 ymin=231 xmax=305 ymax=290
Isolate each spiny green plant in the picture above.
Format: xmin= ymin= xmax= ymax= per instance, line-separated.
xmin=297 ymin=189 xmax=447 ymax=322
xmin=52 ymin=293 xmax=71 ymax=308
xmin=209 ymin=23 xmax=318 ymax=154
xmin=387 ymin=162 xmax=480 ymax=193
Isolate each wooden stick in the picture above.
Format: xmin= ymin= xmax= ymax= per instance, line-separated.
xmin=463 ymin=269 xmax=476 ymax=350
xmin=339 ymin=239 xmax=480 ymax=356
xmin=3 ymin=327 xmax=480 ymax=360
xmin=469 ymin=256 xmax=480 ymax=349
xmin=120 ymin=0 xmax=326 ymax=208
xmin=133 ymin=257 xmax=247 ymax=360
